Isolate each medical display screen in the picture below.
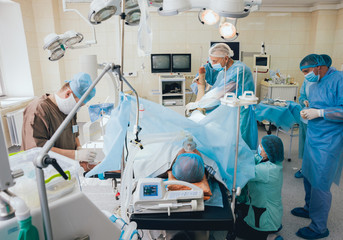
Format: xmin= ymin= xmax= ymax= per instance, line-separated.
xmin=151 ymin=54 xmax=171 ymax=73
xmin=256 ymin=57 xmax=268 ymax=66
xmin=143 ymin=184 xmax=158 ymax=197
xmin=172 ymin=54 xmax=191 ymax=73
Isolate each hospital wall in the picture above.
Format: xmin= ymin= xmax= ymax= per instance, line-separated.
xmin=11 ymin=1 xmax=343 ymax=122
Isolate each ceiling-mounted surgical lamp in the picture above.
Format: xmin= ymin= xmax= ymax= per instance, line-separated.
xmin=88 ymin=0 xmax=141 ymax=26
xmin=61 ymin=30 xmax=84 ymax=47
xmin=43 ymin=33 xmax=63 ymax=51
xmin=198 ymin=8 xmax=220 ymax=25
xmin=219 ymin=17 xmax=239 ymax=41
xmin=158 ymin=0 xmax=261 ymax=18
xmin=88 ymin=0 xmax=120 ymax=24
xmin=43 ymin=31 xmax=84 ymax=61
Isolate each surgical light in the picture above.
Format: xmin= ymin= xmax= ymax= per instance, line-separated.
xmin=62 ymin=30 xmax=84 ymax=47
xmin=199 ymin=9 xmax=219 ymax=25
xmin=43 ymin=33 xmax=62 ymax=51
xmin=126 ymin=9 xmax=141 ymax=25
xmin=126 ymin=0 xmax=138 ymax=9
xmin=48 ymin=47 xmax=65 ymax=61
xmin=219 ymin=18 xmax=238 ymax=41
xmin=43 ymin=30 xmax=83 ymax=61
xmin=88 ymin=0 xmax=118 ymax=24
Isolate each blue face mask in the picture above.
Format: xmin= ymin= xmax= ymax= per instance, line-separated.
xmin=305 ymin=71 xmax=320 ymax=82
xmin=212 ymin=63 xmax=224 ymax=71
xmin=258 ymin=145 xmax=262 ymax=156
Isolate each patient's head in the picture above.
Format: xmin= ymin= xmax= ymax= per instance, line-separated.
xmin=172 ymin=153 xmax=205 ymax=183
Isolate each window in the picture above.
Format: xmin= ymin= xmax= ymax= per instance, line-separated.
xmin=0 ymin=66 xmax=4 ymax=96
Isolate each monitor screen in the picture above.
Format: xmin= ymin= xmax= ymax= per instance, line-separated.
xmin=151 ymin=54 xmax=171 ymax=73
xmin=172 ymin=54 xmax=191 ymax=73
xmin=210 ymin=41 xmax=240 ymax=61
xmin=255 ymin=56 xmax=268 ymax=66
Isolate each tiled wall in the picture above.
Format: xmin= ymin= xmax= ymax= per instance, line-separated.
xmin=13 ymin=1 xmax=343 ymax=120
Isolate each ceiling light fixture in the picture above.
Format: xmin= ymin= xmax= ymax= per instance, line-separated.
xmin=198 ymin=9 xmax=220 ymax=25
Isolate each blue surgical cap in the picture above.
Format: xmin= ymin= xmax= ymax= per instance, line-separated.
xmin=172 ymin=153 xmax=205 ymax=183
xmin=299 ymin=54 xmax=326 ymax=70
xmin=320 ymin=54 xmax=332 ymax=68
xmin=261 ymin=135 xmax=284 ymax=163
xmin=66 ymin=72 xmax=96 ymax=104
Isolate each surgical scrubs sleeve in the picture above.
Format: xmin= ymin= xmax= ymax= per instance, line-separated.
xmin=244 ymin=157 xmax=283 ymax=232
xmin=21 ymin=94 xmax=79 ymax=151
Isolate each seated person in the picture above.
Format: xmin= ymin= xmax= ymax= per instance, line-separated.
xmin=236 ymin=135 xmax=284 ymax=240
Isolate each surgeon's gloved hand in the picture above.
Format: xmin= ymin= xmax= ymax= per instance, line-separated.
xmin=301 ymin=108 xmax=324 ymax=120
xmin=75 ymin=148 xmax=97 ymax=162
xmin=303 ymin=100 xmax=309 ymax=107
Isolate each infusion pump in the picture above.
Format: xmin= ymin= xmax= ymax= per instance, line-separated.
xmin=132 ymin=178 xmax=204 ymax=216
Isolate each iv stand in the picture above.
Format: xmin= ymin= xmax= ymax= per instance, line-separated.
xmin=34 ymin=63 xmax=141 ymax=240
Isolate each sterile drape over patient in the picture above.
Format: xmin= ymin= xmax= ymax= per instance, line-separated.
xmin=86 ymin=93 xmax=255 ymax=191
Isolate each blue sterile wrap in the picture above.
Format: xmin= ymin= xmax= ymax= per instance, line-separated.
xmin=88 ymin=103 xmax=114 ymax=122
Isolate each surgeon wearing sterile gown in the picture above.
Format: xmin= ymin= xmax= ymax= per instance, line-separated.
xmin=296 ymin=54 xmax=333 ymax=179
xmin=291 ymin=54 xmax=343 ymax=240
xmin=190 ymin=43 xmax=258 ymax=150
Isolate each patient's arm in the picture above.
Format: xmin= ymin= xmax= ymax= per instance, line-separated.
xmin=195 ymin=66 xmax=206 ymax=102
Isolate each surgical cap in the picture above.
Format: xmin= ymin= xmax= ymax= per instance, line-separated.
xmin=66 ymin=72 xmax=96 ymax=104
xmin=172 ymin=153 xmax=205 ymax=183
xmin=261 ymin=135 xmax=284 ymax=163
xmin=299 ymin=54 xmax=326 ymax=70
xmin=209 ymin=43 xmax=234 ymax=58
xmin=320 ymin=54 xmax=332 ymax=68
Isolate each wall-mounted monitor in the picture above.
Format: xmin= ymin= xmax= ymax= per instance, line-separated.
xmin=253 ymin=54 xmax=270 ymax=71
xmin=171 ymin=54 xmax=191 ymax=73
xmin=210 ymin=41 xmax=240 ymax=61
xmin=151 ymin=54 xmax=171 ymax=73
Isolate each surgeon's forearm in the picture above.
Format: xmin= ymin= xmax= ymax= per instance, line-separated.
xmin=51 ymin=147 xmax=75 ymax=159
xmin=75 ymin=137 xmax=81 ymax=148
xmin=323 ymin=107 xmax=343 ymax=122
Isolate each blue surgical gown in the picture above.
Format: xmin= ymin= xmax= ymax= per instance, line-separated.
xmin=298 ymin=79 xmax=314 ymax=158
xmin=302 ymin=68 xmax=343 ymax=191
xmin=212 ymin=61 xmax=258 ymax=150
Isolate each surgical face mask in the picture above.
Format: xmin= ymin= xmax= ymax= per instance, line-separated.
xmin=258 ymin=145 xmax=262 ymax=156
xmin=304 ymin=71 xmax=320 ymax=82
xmin=212 ymin=63 xmax=224 ymax=71
xmin=55 ymin=94 xmax=77 ymax=115
xmin=210 ymin=58 xmax=226 ymax=71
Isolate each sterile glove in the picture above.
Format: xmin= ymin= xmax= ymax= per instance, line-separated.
xmin=301 ymin=108 xmax=324 ymax=120
xmin=75 ymin=148 xmax=97 ymax=162
xmin=185 ymin=102 xmax=199 ymax=116
xmin=303 ymin=100 xmax=309 ymax=107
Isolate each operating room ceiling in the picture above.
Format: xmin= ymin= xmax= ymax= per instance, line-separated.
xmin=261 ymin=0 xmax=341 ymax=7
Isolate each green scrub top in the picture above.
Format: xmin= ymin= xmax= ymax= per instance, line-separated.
xmin=244 ymin=155 xmax=283 ymax=232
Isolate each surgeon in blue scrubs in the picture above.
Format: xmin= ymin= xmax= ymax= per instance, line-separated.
xmin=190 ymin=43 xmax=258 ymax=150
xmin=291 ymin=54 xmax=343 ymax=239
xmin=296 ymin=54 xmax=334 ymax=178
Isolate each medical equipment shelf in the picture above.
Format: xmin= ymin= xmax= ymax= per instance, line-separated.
xmin=260 ymin=81 xmax=299 ymax=102
xmin=159 ymin=75 xmax=186 ymax=115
